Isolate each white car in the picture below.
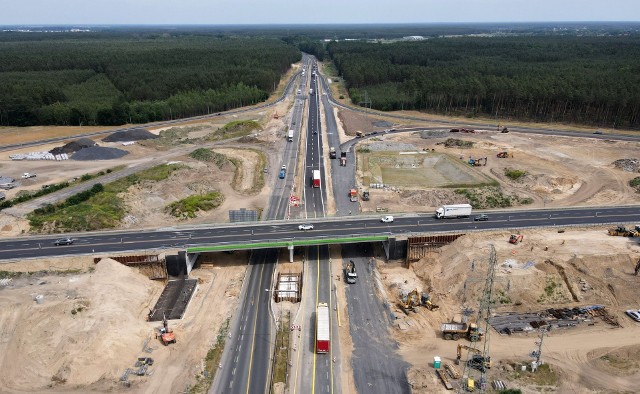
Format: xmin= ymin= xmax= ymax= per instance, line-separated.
xmin=381 ymin=215 xmax=394 ymax=223
xmin=298 ymin=223 xmax=314 ymax=231
xmin=626 ymin=310 xmax=640 ymax=322
xmin=281 ymin=165 xmax=286 ymax=171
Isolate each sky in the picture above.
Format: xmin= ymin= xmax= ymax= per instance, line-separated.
xmin=1 ymin=0 xmax=639 ymax=25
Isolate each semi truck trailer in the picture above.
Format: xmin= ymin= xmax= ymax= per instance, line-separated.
xmin=316 ymin=303 xmax=330 ymax=353
xmin=435 ymin=204 xmax=472 ymax=219
xmin=312 ymin=170 xmax=321 ymax=188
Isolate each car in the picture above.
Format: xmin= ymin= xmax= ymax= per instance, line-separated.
xmin=263 ymin=167 xmax=268 ymax=173
xmin=22 ymin=173 xmax=36 ymax=179
xmin=54 ymin=238 xmax=74 ymax=246
xmin=281 ymin=165 xmax=286 ymax=170
xmin=313 ymin=130 xmax=317 ymax=134
xmin=474 ymin=214 xmax=489 ymax=221
xmin=381 ymin=215 xmax=394 ymax=223
xmin=625 ymin=310 xmax=640 ymax=322
xmin=298 ymin=223 xmax=314 ymax=231
xmin=593 ymin=130 xmax=604 ymax=135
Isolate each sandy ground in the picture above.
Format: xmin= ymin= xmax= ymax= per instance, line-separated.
xmin=0 ymin=253 xmax=247 ymax=393
xmin=374 ymin=228 xmax=640 ymax=393
xmin=336 ymin=109 xmax=640 ymax=214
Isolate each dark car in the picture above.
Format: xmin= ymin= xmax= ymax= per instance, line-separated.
xmin=474 ymin=214 xmax=489 ymax=221
xmin=54 ymin=237 xmax=74 ymax=246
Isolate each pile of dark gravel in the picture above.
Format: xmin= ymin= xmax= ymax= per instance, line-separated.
xmin=71 ymin=146 xmax=129 ymax=161
xmin=102 ymin=128 xmax=158 ymax=142
xmin=50 ymin=138 xmax=96 ymax=155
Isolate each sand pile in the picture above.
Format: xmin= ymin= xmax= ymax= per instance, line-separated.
xmin=71 ymin=146 xmax=129 ymax=160
xmin=102 ymin=128 xmax=158 ymax=142
xmin=49 ymin=138 xmax=96 ymax=155
xmin=0 ymin=258 xmax=160 ymax=391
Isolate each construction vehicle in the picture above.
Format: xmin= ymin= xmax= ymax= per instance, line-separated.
xmin=356 ymin=131 xmax=364 ymax=138
xmin=496 ymin=151 xmax=512 ymax=158
xmin=501 ymin=127 xmax=509 ymax=133
xmin=421 ymin=293 xmax=440 ymax=311
xmin=340 ymin=151 xmax=347 ymax=166
xmin=435 ymin=204 xmax=472 ymax=219
xmin=349 ymin=188 xmax=358 ymax=202
xmin=329 ymin=147 xmax=336 ymax=159
xmin=509 ymin=234 xmax=524 ymax=244
xmin=455 ymin=344 xmax=491 ymax=371
xmin=316 ymin=303 xmax=330 ymax=353
xmin=399 ymin=289 xmax=421 ymax=314
xmin=345 ymin=260 xmax=357 ymax=284
xmin=441 ymin=321 xmax=483 ymax=341
xmin=362 ymin=190 xmax=370 ymax=201
xmin=160 ymin=314 xmax=176 ymax=346
xmin=468 ymin=157 xmax=487 ymax=166
xmin=608 ymin=226 xmax=631 ymax=236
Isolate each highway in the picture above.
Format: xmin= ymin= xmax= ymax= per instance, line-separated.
xmin=211 ymin=56 xmax=313 ymax=394
xmin=2 ymin=206 xmax=640 ymax=261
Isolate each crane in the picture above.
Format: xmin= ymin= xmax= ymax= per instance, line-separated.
xmin=458 ymin=245 xmax=497 ymax=393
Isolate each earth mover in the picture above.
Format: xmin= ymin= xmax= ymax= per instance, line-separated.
xmin=455 ymin=344 xmax=492 ymax=372
xmin=160 ymin=314 xmax=176 ymax=346
xmin=509 ymin=234 xmax=524 ymax=244
xmin=441 ymin=321 xmax=483 ymax=341
xmin=608 ymin=226 xmax=631 ymax=236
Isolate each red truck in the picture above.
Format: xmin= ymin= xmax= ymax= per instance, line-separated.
xmin=316 ymin=302 xmax=330 ymax=353
xmin=312 ymin=170 xmax=321 ymax=188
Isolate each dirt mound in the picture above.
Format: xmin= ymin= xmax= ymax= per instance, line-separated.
xmin=612 ymin=158 xmax=640 ymax=172
xmin=71 ymin=146 xmax=129 ymax=160
xmin=0 ymin=258 xmax=160 ymax=391
xmin=102 ymin=128 xmax=158 ymax=142
xmin=49 ymin=138 xmax=96 ymax=155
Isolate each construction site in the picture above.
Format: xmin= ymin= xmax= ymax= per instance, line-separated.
xmin=2 ymin=60 xmax=640 ymax=393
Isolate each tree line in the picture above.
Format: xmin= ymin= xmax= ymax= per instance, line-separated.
xmin=0 ymin=34 xmax=301 ymax=126
xmin=327 ymin=36 xmax=640 ymax=129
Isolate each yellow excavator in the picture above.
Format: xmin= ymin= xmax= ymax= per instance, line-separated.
xmin=399 ymin=289 xmax=440 ymax=314
xmin=456 ymin=344 xmax=491 ymax=372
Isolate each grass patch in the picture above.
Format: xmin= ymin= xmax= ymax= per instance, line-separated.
xmin=630 ymin=176 xmax=640 ymax=191
xmin=357 ymin=146 xmax=371 ymax=153
xmin=189 ymin=148 xmax=232 ymax=169
xmin=505 ymin=168 xmax=527 ymax=181
xmin=251 ymin=149 xmax=267 ymax=194
xmin=537 ymin=277 xmax=569 ymax=303
xmin=273 ymin=313 xmax=291 ymax=386
xmin=599 ymin=353 xmax=639 ymax=371
xmin=0 ymin=167 xmax=121 ymax=212
xmin=166 ymin=192 xmax=224 ymax=219
xmin=0 ymin=271 xmax=21 ymax=279
xmin=454 ymin=186 xmax=529 ymax=209
xmin=188 ymin=318 xmax=230 ymax=394
xmin=206 ymin=120 xmax=261 ymax=141
xmin=509 ymin=363 xmax=559 ymax=387
xmin=228 ymin=157 xmax=243 ymax=191
xmin=28 ymin=164 xmax=183 ymax=232
xmin=496 ymin=290 xmax=512 ymax=304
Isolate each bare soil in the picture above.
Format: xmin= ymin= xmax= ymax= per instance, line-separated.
xmin=374 ymin=228 xmax=640 ymax=393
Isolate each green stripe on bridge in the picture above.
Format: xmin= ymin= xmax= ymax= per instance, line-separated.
xmin=186 ymin=235 xmax=389 ymax=253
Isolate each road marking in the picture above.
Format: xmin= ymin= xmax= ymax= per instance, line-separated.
xmin=245 ymin=260 xmax=266 ymax=394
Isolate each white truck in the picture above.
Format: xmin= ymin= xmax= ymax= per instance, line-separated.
xmin=21 ymin=173 xmax=36 ymax=179
xmin=287 ymin=130 xmax=294 ymax=142
xmin=435 ymin=204 xmax=472 ymax=219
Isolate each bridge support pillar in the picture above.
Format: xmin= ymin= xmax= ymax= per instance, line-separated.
xmin=382 ymin=237 xmax=407 ymax=261
xmin=180 ymin=251 xmax=199 ymax=275
xmin=288 ymin=244 xmax=294 ymax=263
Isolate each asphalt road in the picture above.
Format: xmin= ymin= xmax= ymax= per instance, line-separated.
xmin=212 ymin=57 xmax=312 ymax=394
xmin=2 ymin=206 xmax=640 ymax=261
xmin=342 ymin=244 xmax=411 ymax=394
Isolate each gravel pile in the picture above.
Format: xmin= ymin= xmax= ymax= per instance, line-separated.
xmin=612 ymin=158 xmax=640 ymax=172
xmin=102 ymin=128 xmax=158 ymax=142
xmin=420 ymin=130 xmax=448 ymax=139
xmin=50 ymin=138 xmax=96 ymax=155
xmin=71 ymin=146 xmax=129 ymax=161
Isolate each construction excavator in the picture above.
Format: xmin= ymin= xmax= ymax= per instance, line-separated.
xmin=456 ymin=344 xmax=492 ymax=372
xmin=399 ymin=289 xmax=439 ymax=314
xmin=509 ymin=234 xmax=524 ymax=244
xmin=160 ymin=313 xmax=176 ymax=346
xmin=468 ymin=157 xmax=487 ymax=167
